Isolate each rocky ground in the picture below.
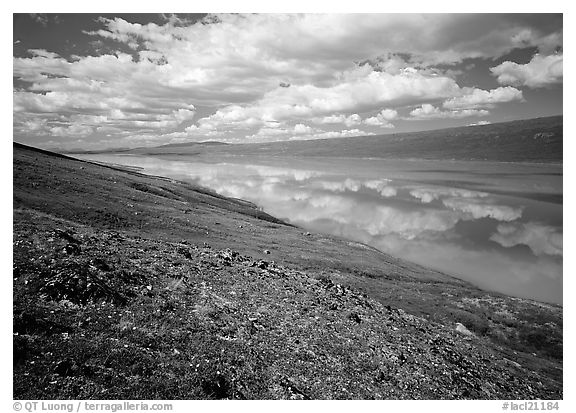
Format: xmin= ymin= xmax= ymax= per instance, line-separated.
xmin=13 ymin=143 xmax=562 ymax=399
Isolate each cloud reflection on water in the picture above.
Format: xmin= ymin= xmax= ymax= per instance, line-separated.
xmin=490 ymin=222 xmax=563 ymax=257
xmin=77 ymin=155 xmax=563 ymax=304
xmin=195 ymin=161 xmax=562 ymax=303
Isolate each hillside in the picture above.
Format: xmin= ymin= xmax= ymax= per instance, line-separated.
xmin=13 ymin=143 xmax=562 ymax=399
xmin=107 ymin=116 xmax=563 ymax=163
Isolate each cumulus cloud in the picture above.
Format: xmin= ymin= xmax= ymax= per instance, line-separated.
xmin=193 ymin=65 xmax=464 ymax=134
xmin=409 ymin=104 xmax=489 ymax=120
xmin=443 ymin=86 xmax=523 ymax=109
xmin=49 ymin=124 xmax=94 ymax=138
xmin=363 ymin=109 xmax=398 ymax=127
xmin=313 ymin=113 xmax=362 ymax=127
xmin=490 ymin=53 xmax=563 ymax=88
xmin=287 ymin=129 xmax=374 ymax=141
xmin=313 ymin=109 xmax=397 ymax=129
xmin=13 ymin=51 xmax=198 ymax=140
xmin=468 ymin=120 xmax=492 ymax=126
xmin=490 ymin=222 xmax=562 ymax=257
xmin=242 ymin=123 xmax=367 ymax=142
xmin=13 ymin=14 xmax=562 ymax=147
xmin=89 ymin=14 xmax=562 ymax=74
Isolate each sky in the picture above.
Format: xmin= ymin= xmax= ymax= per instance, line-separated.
xmin=13 ymin=13 xmax=563 ymax=150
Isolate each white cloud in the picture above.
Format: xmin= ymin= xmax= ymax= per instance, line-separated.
xmin=13 ymin=14 xmax=562 ymax=147
xmin=89 ymin=14 xmax=562 ymax=75
xmin=510 ymin=29 xmax=562 ymax=54
xmin=313 ymin=113 xmax=362 ymax=127
xmin=409 ymin=104 xmax=489 ymax=120
xmin=442 ymin=86 xmax=523 ymax=110
xmin=49 ymin=124 xmax=94 ymax=138
xmin=21 ymin=117 xmax=48 ymax=133
xmin=363 ymin=108 xmax=398 ymax=127
xmin=293 ymin=123 xmax=315 ymax=134
xmin=13 ymin=51 xmax=198 ymax=140
xmin=490 ymin=222 xmax=562 ymax=257
xmin=468 ymin=120 xmax=492 ymax=127
xmin=245 ymin=123 xmax=323 ymax=141
xmin=197 ymin=66 xmax=463 ymax=131
xmin=313 ymin=114 xmax=346 ymax=124
xmin=292 ymin=129 xmax=374 ymax=141
xmin=490 ymin=53 xmax=563 ymax=88
xmin=314 ymin=109 xmax=397 ymax=129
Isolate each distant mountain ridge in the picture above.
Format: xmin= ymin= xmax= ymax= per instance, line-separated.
xmin=67 ymin=115 xmax=563 ymax=163
xmin=62 ymin=141 xmax=228 ymax=155
xmin=156 ymin=141 xmax=229 ymax=149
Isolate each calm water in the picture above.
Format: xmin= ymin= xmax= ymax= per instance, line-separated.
xmin=77 ymin=154 xmax=563 ymax=304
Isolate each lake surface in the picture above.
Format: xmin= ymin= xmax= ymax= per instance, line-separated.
xmin=77 ymin=154 xmax=563 ymax=305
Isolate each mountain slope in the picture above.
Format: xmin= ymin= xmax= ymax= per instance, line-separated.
xmin=13 ymin=143 xmax=562 ymax=399
xmin=115 ymin=115 xmax=563 ymax=163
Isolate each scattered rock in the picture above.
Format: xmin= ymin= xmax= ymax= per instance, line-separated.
xmin=64 ymin=243 xmax=81 ymax=255
xmin=348 ymin=312 xmax=362 ymax=324
xmin=280 ymin=377 xmax=310 ymax=400
xmin=503 ymin=357 xmax=522 ymax=368
xmin=54 ymin=359 xmax=77 ymax=377
xmin=455 ymin=322 xmax=475 ymax=337
xmin=54 ymin=229 xmax=81 ymax=245
xmin=90 ymin=257 xmax=111 ymax=271
xmin=36 ymin=258 xmax=142 ymax=306
xmin=201 ymin=373 xmax=231 ymax=399
xmin=176 ymin=246 xmax=192 ymax=259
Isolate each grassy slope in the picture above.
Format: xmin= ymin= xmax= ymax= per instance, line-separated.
xmin=114 ymin=116 xmax=563 ymax=163
xmin=13 ymin=143 xmax=562 ymax=399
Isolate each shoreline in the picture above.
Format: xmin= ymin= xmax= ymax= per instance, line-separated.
xmin=65 ymin=148 xmax=564 ymax=167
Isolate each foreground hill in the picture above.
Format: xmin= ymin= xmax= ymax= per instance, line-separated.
xmin=13 ymin=143 xmax=562 ymax=399
xmin=99 ymin=116 xmax=563 ymax=163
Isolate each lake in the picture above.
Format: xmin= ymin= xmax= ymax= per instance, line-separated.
xmin=76 ymin=153 xmax=563 ymax=305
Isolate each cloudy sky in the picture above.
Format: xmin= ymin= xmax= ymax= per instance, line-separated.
xmin=13 ymin=13 xmax=563 ymax=150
